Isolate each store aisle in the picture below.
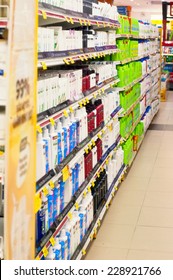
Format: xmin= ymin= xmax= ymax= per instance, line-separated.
xmin=85 ymin=92 xmax=173 ymax=260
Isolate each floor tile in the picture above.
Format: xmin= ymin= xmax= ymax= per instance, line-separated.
xmin=138 ymin=207 xmax=173 ymax=228
xmin=113 ymin=189 xmax=146 ymax=207
xmin=85 ymin=246 xmax=128 ymax=260
xmin=94 ymin=224 xmax=135 ymax=249
xmin=151 ymin=166 xmax=173 ymax=180
xmin=143 ymin=191 xmax=173 ymax=208
xmin=154 ymin=156 xmax=173 ymax=168
xmin=104 ymin=205 xmax=141 ymax=226
xmin=129 ymin=162 xmax=154 ymax=178
xmin=147 ymin=177 xmax=173 ymax=192
xmin=130 ymin=226 xmax=173 ymax=252
xmin=120 ymin=177 xmax=150 ymax=192
xmin=127 ymin=250 xmax=173 ymax=260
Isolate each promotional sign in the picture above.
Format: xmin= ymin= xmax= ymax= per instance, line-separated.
xmin=5 ymin=0 xmax=37 ymax=259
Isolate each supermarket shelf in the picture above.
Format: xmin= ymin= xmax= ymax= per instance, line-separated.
xmin=162 ymin=53 xmax=173 ymax=56
xmin=119 ymin=92 xmax=147 ymax=118
xmin=38 ymin=3 xmax=120 ymax=29
xmin=116 ymin=73 xmax=147 ymax=92
xmin=37 ymin=76 xmax=120 ymax=128
xmin=115 ymin=34 xmax=158 ymax=40
xmin=36 ymin=106 xmax=122 ymax=194
xmin=38 ymin=46 xmax=119 ymax=68
xmin=115 ymin=51 xmax=159 ymax=65
xmin=35 ymin=134 xmax=122 ymax=260
xmin=165 ymin=61 xmax=173 ymax=64
xmin=36 ymin=104 xmax=122 ymax=192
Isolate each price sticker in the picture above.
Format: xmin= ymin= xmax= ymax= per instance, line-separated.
xmin=84 ymin=148 xmax=89 ymax=154
xmin=42 ymin=247 xmax=49 ymax=257
xmin=70 ymin=17 xmax=74 ymax=24
xmin=50 ymin=237 xmax=56 ymax=246
xmin=49 ymin=181 xmax=55 ymax=189
xmin=35 ymin=256 xmax=40 ymax=260
xmin=79 ymin=19 xmax=83 ymax=25
xmin=79 ymin=55 xmax=84 ymax=61
xmin=91 ymin=140 xmax=96 ymax=146
xmin=83 ymin=55 xmax=88 ymax=61
xmin=34 ymin=194 xmax=42 ymax=214
xmin=97 ymin=220 xmax=101 ymax=227
xmin=87 ymin=186 xmax=91 ymax=193
xmin=97 ymin=133 xmax=102 ymax=139
xmin=68 ymin=212 xmax=73 ymax=220
xmin=75 ymin=202 xmax=79 ymax=210
xmin=91 ymin=181 xmax=95 ymax=187
xmin=83 ymin=19 xmax=87 ymax=26
xmin=69 ymin=57 xmax=75 ymax=64
xmin=63 ymin=58 xmax=70 ymax=65
xmin=65 ymin=16 xmax=70 ymax=23
xmin=97 ymin=172 xmax=100 ymax=178
xmin=78 ymin=101 xmax=83 ymax=108
xmin=82 ymin=249 xmax=86 ymax=256
xmin=88 ymin=143 xmax=92 ymax=150
xmin=63 ymin=110 xmax=69 ymax=118
xmin=43 ymin=186 xmax=49 ymax=196
xmin=86 ymin=98 xmax=89 ymax=104
xmin=49 ymin=118 xmax=55 ymax=126
xmin=93 ymin=92 xmax=97 ymax=99
xmin=106 ymin=159 xmax=109 ymax=165
xmin=42 ymin=11 xmax=47 ymax=20
xmin=62 ymin=166 xmax=70 ymax=182
xmin=69 ymin=106 xmax=74 ymax=113
xmin=87 ymin=20 xmax=91 ymax=26
xmin=41 ymin=61 xmax=47 ymax=70
xmin=97 ymin=21 xmax=100 ymax=27
xmin=114 ymin=186 xmax=118 ymax=191
xmin=36 ymin=125 xmax=42 ymax=134
xmin=83 ymin=191 xmax=87 ymax=198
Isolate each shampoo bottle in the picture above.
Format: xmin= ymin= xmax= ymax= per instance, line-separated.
xmin=48 ymin=187 xmax=54 ymax=228
xmin=36 ymin=133 xmax=46 ymax=180
xmin=59 ymin=229 xmax=68 ymax=260
xmin=43 ymin=127 xmax=51 ymax=172
xmin=49 ymin=125 xmax=58 ymax=169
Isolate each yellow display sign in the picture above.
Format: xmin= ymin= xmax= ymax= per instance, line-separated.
xmin=4 ymin=0 xmax=37 ymax=259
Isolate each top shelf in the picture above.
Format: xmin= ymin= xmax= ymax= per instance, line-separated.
xmin=38 ymin=3 xmax=120 ymax=29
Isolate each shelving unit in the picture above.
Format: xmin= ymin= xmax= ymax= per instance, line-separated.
xmin=0 ymin=0 xmax=161 ymax=260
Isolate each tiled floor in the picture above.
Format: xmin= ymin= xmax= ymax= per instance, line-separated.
xmin=85 ymin=91 xmax=173 ymax=260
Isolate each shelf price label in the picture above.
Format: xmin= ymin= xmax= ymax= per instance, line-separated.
xmin=34 ymin=194 xmax=42 ymax=214
xmin=49 ymin=181 xmax=55 ymax=189
xmin=82 ymin=249 xmax=86 ymax=256
xmin=50 ymin=237 xmax=56 ymax=246
xmin=75 ymin=202 xmax=79 ymax=210
xmin=62 ymin=166 xmax=70 ymax=182
xmin=36 ymin=125 xmax=42 ymax=133
xmin=41 ymin=61 xmax=47 ymax=70
xmin=42 ymin=10 xmax=47 ymax=20
xmin=49 ymin=118 xmax=55 ymax=126
xmin=42 ymin=247 xmax=49 ymax=258
xmin=67 ymin=212 xmax=73 ymax=220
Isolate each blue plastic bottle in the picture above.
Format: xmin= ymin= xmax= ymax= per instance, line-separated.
xmin=48 ymin=187 xmax=54 ymax=228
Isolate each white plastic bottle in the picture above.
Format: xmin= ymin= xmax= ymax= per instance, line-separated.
xmin=62 ymin=117 xmax=70 ymax=158
xmin=75 ymin=109 xmax=82 ymax=143
xmin=45 ymin=246 xmax=55 ymax=260
xmin=56 ymin=120 xmax=64 ymax=164
xmin=73 ymin=211 xmax=80 ymax=249
xmin=36 ymin=133 xmax=46 ymax=180
xmin=43 ymin=127 xmax=51 ymax=171
xmin=59 ymin=229 xmax=68 ymax=260
xmin=53 ymin=237 xmax=62 ymax=260
xmin=49 ymin=125 xmax=58 ymax=169
xmin=82 ymin=107 xmax=88 ymax=140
